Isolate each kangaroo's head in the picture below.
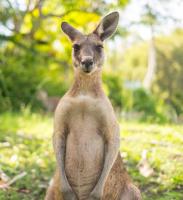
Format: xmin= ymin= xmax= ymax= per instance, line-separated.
xmin=61 ymin=12 xmax=119 ymax=75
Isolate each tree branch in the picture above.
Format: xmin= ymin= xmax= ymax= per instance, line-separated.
xmin=42 ymin=9 xmax=93 ymax=19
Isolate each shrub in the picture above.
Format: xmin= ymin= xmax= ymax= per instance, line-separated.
xmin=131 ymin=88 xmax=168 ymax=123
xmin=0 ymin=48 xmax=68 ymax=112
xmin=102 ymin=72 xmax=123 ymax=109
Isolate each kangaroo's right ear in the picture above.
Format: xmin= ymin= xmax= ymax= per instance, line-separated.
xmin=93 ymin=12 xmax=119 ymax=41
xmin=61 ymin=22 xmax=82 ymax=42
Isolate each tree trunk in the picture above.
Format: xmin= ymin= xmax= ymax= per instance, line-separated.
xmin=143 ymin=26 xmax=156 ymax=90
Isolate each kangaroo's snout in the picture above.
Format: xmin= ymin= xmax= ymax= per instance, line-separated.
xmin=81 ymin=56 xmax=94 ymax=73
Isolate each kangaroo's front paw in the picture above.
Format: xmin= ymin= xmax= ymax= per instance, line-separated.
xmin=88 ymin=190 xmax=102 ymax=200
xmin=62 ymin=189 xmax=78 ymax=200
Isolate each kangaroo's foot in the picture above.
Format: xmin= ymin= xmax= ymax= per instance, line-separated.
xmin=45 ymin=177 xmax=63 ymax=200
xmin=120 ymin=183 xmax=141 ymax=200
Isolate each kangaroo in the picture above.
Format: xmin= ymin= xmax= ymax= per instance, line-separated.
xmin=45 ymin=12 xmax=141 ymax=200
xmin=37 ymin=90 xmax=60 ymax=112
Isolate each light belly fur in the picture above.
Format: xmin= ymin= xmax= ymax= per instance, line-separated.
xmin=65 ymin=128 xmax=104 ymax=199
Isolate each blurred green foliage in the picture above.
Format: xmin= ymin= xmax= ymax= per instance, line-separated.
xmin=120 ymin=29 xmax=183 ymax=121
xmin=103 ymin=72 xmax=124 ymax=108
xmin=0 ymin=0 xmax=183 ymax=123
xmin=0 ymin=0 xmax=128 ymax=112
xmin=154 ymin=30 xmax=183 ymax=116
xmin=131 ymin=88 xmax=168 ymax=123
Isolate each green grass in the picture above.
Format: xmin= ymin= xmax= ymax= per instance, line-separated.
xmin=120 ymin=121 xmax=183 ymax=200
xmin=0 ymin=111 xmax=183 ymax=200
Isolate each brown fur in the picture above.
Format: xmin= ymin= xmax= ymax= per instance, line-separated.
xmin=45 ymin=12 xmax=141 ymax=200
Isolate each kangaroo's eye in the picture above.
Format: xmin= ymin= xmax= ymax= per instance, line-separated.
xmin=95 ymin=45 xmax=103 ymax=52
xmin=73 ymin=44 xmax=80 ymax=51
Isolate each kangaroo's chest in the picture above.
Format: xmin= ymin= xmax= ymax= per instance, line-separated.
xmin=66 ymin=95 xmax=105 ymax=135
xmin=65 ymin=95 xmax=105 ymax=199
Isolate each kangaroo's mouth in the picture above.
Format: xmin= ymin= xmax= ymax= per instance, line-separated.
xmin=83 ymin=68 xmax=92 ymax=73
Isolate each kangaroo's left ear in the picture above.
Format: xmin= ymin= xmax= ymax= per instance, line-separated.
xmin=61 ymin=22 xmax=83 ymax=42
xmin=93 ymin=12 xmax=119 ymax=41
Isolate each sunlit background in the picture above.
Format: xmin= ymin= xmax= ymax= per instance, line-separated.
xmin=0 ymin=0 xmax=183 ymax=199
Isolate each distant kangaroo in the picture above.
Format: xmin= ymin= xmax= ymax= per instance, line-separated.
xmin=45 ymin=12 xmax=141 ymax=200
xmin=37 ymin=90 xmax=60 ymax=112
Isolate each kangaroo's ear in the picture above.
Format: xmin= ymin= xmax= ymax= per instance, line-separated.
xmin=61 ymin=22 xmax=82 ymax=41
xmin=93 ymin=12 xmax=119 ymax=41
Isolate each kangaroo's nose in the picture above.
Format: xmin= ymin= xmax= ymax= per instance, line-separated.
xmin=81 ymin=59 xmax=93 ymax=68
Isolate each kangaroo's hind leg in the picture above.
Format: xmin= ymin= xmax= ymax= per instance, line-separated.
xmin=45 ymin=170 xmax=63 ymax=200
xmin=102 ymin=154 xmax=141 ymax=200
